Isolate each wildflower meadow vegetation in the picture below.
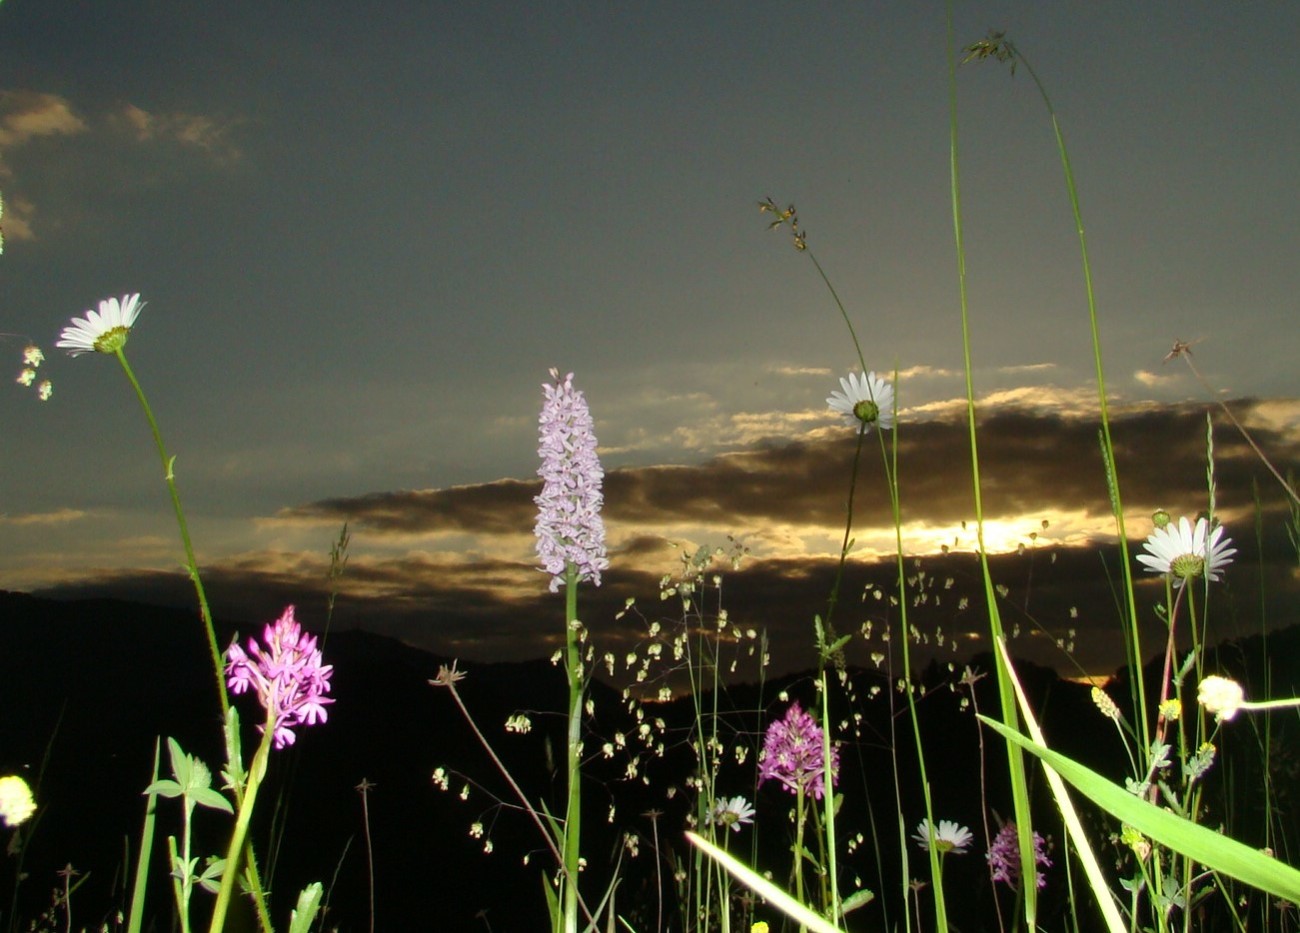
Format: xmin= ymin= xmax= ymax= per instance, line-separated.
xmin=6 ymin=19 xmax=1300 ymax=933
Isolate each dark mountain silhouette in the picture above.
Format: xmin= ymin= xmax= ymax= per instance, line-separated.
xmin=1 ymin=591 xmax=1295 ymax=931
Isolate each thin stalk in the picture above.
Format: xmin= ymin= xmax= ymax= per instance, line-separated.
xmin=112 ymin=347 xmax=228 ymax=719
xmin=126 ymin=740 xmax=161 ymax=933
xmin=945 ymin=10 xmax=1038 ymax=924
xmin=356 ymin=779 xmax=377 ymax=933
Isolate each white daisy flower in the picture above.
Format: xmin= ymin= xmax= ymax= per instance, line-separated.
xmin=56 ymin=293 xmax=144 ymax=356
xmin=913 ymin=818 xmax=974 ymax=855
xmin=828 ymin=371 xmax=895 ymax=432
xmin=1136 ymin=516 xmax=1236 ymax=587
xmin=710 ymin=795 xmax=756 ymax=833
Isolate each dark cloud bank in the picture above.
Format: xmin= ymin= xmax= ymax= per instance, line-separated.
xmin=37 ymin=400 xmax=1300 ymax=681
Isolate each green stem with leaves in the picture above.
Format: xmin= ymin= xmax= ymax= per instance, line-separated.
xmin=209 ymin=725 xmax=275 ymax=933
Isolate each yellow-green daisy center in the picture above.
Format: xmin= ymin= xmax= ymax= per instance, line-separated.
xmin=852 ymin=399 xmax=879 ymax=424
xmin=93 ymin=326 xmax=131 ymax=354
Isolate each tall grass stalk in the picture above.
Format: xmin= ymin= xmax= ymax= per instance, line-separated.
xmin=945 ymin=11 xmax=1038 ymax=925
xmin=960 ymin=29 xmax=1150 ymax=750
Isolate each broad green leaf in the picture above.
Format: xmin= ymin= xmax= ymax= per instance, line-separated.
xmin=143 ymin=779 xmax=183 ymax=799
xmin=686 ymin=831 xmax=845 ymax=933
xmin=287 ymin=882 xmax=324 ymax=933
xmin=979 ymin=717 xmax=1300 ymax=905
xmin=192 ymin=787 xmax=233 ymax=815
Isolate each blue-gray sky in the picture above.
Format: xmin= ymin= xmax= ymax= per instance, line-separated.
xmin=2 ymin=1 xmax=1297 ymax=678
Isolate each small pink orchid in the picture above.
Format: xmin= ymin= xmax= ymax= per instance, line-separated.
xmin=225 ymin=606 xmax=334 ymax=749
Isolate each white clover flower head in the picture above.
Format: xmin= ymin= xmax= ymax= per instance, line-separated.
xmin=1136 ymin=516 xmax=1236 ymax=587
xmin=828 ymin=370 xmax=895 ymax=432
xmin=913 ymin=818 xmax=974 ymax=855
xmin=56 ymin=293 xmax=144 ymax=356
xmin=0 ymin=775 xmax=36 ymax=827
xmin=710 ymin=795 xmax=756 ymax=833
xmin=1197 ymin=675 xmax=1244 ymax=721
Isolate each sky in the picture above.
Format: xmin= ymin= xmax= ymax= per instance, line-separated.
xmin=2 ymin=1 xmax=1298 ymax=681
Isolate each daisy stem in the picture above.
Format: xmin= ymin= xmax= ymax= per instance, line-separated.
xmin=114 ymin=348 xmax=273 ymax=931
xmin=112 ymin=347 xmax=229 ymax=720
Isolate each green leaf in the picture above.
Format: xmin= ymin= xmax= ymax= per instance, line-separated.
xmin=979 ymin=717 xmax=1300 ymax=905
xmin=686 ymin=831 xmax=845 ymax=933
xmin=165 ymin=737 xmax=191 ymax=787
xmin=541 ymin=871 xmax=561 ymax=932
xmin=825 ymin=634 xmax=852 ymax=657
xmin=840 ymin=888 xmax=875 ymax=914
xmin=192 ymin=787 xmax=233 ymax=815
xmin=197 ymin=857 xmax=226 ymax=894
xmin=143 ymin=779 xmax=184 ymax=799
xmin=222 ymin=707 xmax=246 ymax=794
xmin=287 ymin=882 xmax=324 ymax=933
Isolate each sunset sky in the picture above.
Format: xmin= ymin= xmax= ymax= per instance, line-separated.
xmin=2 ymin=1 xmax=1297 ymax=680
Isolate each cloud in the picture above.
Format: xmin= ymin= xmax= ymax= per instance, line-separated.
xmin=28 ymin=396 xmax=1300 ymax=680
xmin=0 ymin=508 xmax=89 ymax=526
xmin=0 ymin=91 xmax=243 ymax=241
xmin=110 ymin=103 xmax=243 ymax=166
xmin=996 ymin=362 xmax=1057 ymax=375
xmin=0 ymin=91 xmax=87 ymax=156
xmin=1134 ymin=368 xmax=1180 ymax=388
xmin=0 ymin=91 xmax=89 ymax=241
xmin=274 ymin=397 xmax=1300 ymax=561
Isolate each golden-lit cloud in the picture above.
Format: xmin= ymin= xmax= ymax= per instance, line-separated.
xmin=0 ymin=90 xmax=87 ymax=157
xmin=0 ymin=91 xmax=88 ymax=241
xmin=0 ymin=507 xmax=88 ymax=526
xmin=996 ymin=362 xmax=1057 ymax=375
xmin=1134 ymin=368 xmax=1180 ymax=388
xmin=111 ymin=103 xmax=243 ymax=166
xmin=25 ymin=396 xmax=1300 ymax=680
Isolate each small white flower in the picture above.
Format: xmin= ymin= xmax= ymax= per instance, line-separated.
xmin=828 ymin=371 xmax=895 ymax=432
xmin=912 ymin=818 xmax=973 ymax=855
xmin=0 ymin=776 xmax=35 ymax=827
xmin=1136 ymin=516 xmax=1236 ymax=587
xmin=1197 ymin=675 xmax=1244 ymax=721
xmin=710 ymin=795 xmax=756 ymax=833
xmin=56 ymin=293 xmax=143 ymax=356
